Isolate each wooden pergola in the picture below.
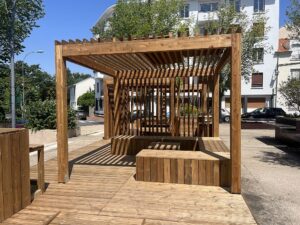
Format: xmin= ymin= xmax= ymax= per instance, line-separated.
xmin=55 ymin=32 xmax=241 ymax=193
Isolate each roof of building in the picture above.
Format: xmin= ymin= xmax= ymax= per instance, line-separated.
xmin=277 ymin=38 xmax=290 ymax=52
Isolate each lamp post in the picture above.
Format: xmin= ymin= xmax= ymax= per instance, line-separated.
xmin=21 ymin=50 xmax=44 ymax=117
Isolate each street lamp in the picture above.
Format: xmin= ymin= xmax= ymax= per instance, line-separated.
xmin=21 ymin=50 xmax=44 ymax=116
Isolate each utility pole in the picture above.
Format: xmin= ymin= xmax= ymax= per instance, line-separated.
xmin=9 ymin=0 xmax=17 ymax=128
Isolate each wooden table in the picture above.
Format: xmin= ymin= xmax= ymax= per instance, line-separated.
xmin=29 ymin=144 xmax=45 ymax=193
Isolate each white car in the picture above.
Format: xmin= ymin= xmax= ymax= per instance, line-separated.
xmin=221 ymin=108 xmax=230 ymax=122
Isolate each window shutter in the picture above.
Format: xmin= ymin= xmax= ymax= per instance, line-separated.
xmin=252 ymin=73 xmax=263 ymax=87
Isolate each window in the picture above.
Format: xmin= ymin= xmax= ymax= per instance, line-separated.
xmin=291 ymin=50 xmax=300 ymax=61
xmin=291 ymin=69 xmax=300 ymax=80
xmin=96 ymin=82 xmax=100 ymax=93
xmin=200 ymin=3 xmax=218 ymax=12
xmin=253 ymin=22 xmax=265 ymax=37
xmin=254 ymin=0 xmax=265 ymax=12
xmin=180 ymin=4 xmax=189 ymax=18
xmin=252 ymin=73 xmax=263 ymax=88
xmin=228 ymin=0 xmax=241 ymax=12
xmin=253 ymin=48 xmax=264 ymax=63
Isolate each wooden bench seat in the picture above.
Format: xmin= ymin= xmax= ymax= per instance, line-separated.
xmin=147 ymin=142 xmax=180 ymax=150
xmin=136 ymin=149 xmax=230 ymax=187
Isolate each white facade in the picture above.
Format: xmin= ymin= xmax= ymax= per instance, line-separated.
xmin=275 ymin=27 xmax=300 ymax=114
xmin=69 ymin=77 xmax=95 ymax=110
xmin=94 ymin=72 xmax=105 ymax=115
xmin=183 ymin=0 xmax=279 ymax=112
xmin=95 ymin=0 xmax=279 ymax=113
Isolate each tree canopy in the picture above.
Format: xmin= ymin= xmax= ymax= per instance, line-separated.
xmin=67 ymin=68 xmax=91 ymax=86
xmin=201 ymin=4 xmax=270 ymax=93
xmin=286 ymin=0 xmax=300 ymax=39
xmin=92 ymin=0 xmax=185 ymax=38
xmin=279 ymin=78 xmax=300 ymax=113
xmin=77 ymin=90 xmax=95 ymax=112
xmin=0 ymin=0 xmax=45 ymax=63
xmin=0 ymin=61 xmax=55 ymax=120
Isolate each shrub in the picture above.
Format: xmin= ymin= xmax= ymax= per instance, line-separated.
xmin=77 ymin=90 xmax=95 ymax=112
xmin=24 ymin=99 xmax=76 ymax=132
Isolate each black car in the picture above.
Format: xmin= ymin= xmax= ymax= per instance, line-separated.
xmin=242 ymin=107 xmax=286 ymax=120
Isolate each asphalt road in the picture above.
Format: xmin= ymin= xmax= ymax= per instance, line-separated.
xmin=220 ymin=124 xmax=300 ymax=225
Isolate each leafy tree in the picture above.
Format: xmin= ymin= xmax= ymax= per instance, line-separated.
xmin=92 ymin=0 xmax=185 ymax=38
xmin=66 ymin=68 xmax=91 ymax=86
xmin=0 ymin=61 xmax=55 ymax=121
xmin=0 ymin=0 xmax=45 ymax=63
xmin=77 ymin=90 xmax=95 ymax=112
xmin=24 ymin=99 xmax=76 ymax=131
xmin=286 ymin=0 xmax=300 ymax=39
xmin=279 ymin=78 xmax=300 ymax=113
xmin=196 ymin=4 xmax=271 ymax=98
xmin=201 ymin=5 xmax=270 ymax=80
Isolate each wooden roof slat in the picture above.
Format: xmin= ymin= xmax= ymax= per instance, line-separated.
xmin=67 ymin=55 xmax=116 ymax=76
xmin=94 ymin=55 xmax=125 ymax=71
xmin=136 ymin=53 xmax=156 ymax=70
xmin=131 ymin=54 xmax=153 ymax=71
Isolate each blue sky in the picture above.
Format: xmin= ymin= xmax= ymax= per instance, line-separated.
xmin=16 ymin=0 xmax=290 ymax=76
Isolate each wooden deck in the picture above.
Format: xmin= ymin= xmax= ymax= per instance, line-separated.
xmin=1 ymin=140 xmax=256 ymax=225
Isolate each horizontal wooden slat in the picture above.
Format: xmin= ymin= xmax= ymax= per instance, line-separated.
xmin=62 ymin=34 xmax=232 ymax=57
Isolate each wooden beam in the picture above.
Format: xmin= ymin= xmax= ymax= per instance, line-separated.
xmin=62 ymin=35 xmax=232 ymax=57
xmin=215 ymin=48 xmax=231 ymax=74
xmin=55 ymin=44 xmax=69 ymax=183
xmin=230 ymin=33 xmax=241 ymax=194
xmin=67 ymin=55 xmax=116 ymax=77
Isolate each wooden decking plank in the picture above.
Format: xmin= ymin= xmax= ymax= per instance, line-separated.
xmin=3 ymin=140 xmax=255 ymax=225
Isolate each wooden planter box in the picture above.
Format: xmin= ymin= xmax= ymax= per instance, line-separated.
xmin=0 ymin=128 xmax=30 ymax=222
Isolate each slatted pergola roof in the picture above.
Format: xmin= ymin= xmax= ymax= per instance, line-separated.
xmin=55 ymin=32 xmax=242 ymax=194
xmin=56 ymin=34 xmax=232 ymax=79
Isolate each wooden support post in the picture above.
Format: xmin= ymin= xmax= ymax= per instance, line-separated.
xmin=113 ymin=76 xmax=121 ymax=136
xmin=230 ymin=33 xmax=241 ymax=194
xmin=212 ymin=74 xmax=220 ymax=137
xmin=200 ymin=81 xmax=207 ymax=136
xmin=55 ymin=44 xmax=69 ymax=183
xmin=103 ymin=78 xmax=111 ymax=139
xmin=170 ymin=78 xmax=175 ymax=136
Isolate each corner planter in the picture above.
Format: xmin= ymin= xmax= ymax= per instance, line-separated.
xmin=68 ymin=126 xmax=81 ymax=138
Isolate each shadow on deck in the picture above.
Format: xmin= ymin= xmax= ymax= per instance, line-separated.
xmin=8 ymin=140 xmax=257 ymax=225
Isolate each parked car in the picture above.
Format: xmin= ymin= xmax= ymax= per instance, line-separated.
xmin=241 ymin=107 xmax=286 ymax=120
xmin=221 ymin=108 xmax=230 ymax=122
xmin=76 ymin=110 xmax=88 ymax=120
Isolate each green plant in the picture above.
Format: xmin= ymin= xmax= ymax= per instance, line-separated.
xmin=92 ymin=0 xmax=185 ymax=38
xmin=286 ymin=0 xmax=300 ymax=39
xmin=24 ymin=99 xmax=76 ymax=131
xmin=77 ymin=90 xmax=95 ymax=112
xmin=279 ymin=78 xmax=300 ymax=113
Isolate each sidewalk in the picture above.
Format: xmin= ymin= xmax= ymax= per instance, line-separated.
xmin=29 ymin=124 xmax=104 ymax=166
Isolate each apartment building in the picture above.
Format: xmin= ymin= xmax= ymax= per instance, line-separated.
xmin=95 ymin=0 xmax=279 ymax=113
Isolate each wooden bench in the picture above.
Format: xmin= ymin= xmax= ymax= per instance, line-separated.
xmin=111 ymin=135 xmax=198 ymax=155
xmin=147 ymin=142 xmax=180 ymax=150
xmin=136 ymin=149 xmax=230 ymax=187
xmin=29 ymin=144 xmax=45 ymax=193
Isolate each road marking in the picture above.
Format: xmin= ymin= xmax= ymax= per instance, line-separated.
xmin=89 ymin=131 xmax=104 ymax=136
